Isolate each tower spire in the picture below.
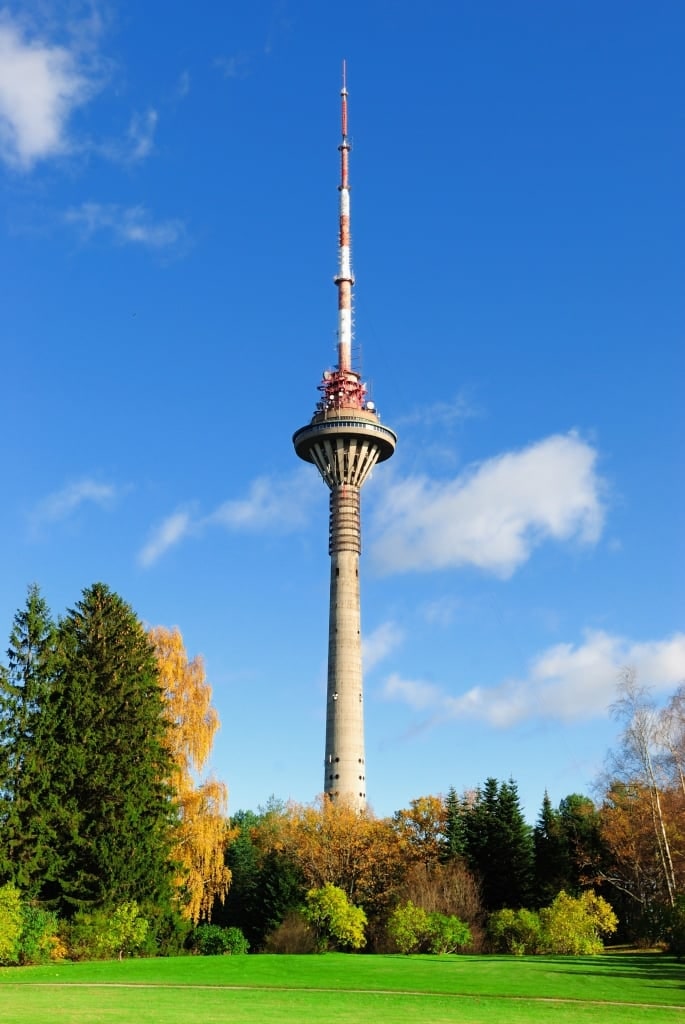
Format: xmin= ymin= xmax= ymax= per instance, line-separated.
xmin=293 ymin=68 xmax=397 ymax=811
xmin=336 ymin=60 xmax=353 ymax=375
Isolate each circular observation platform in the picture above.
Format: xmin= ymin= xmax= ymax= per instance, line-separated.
xmin=293 ymin=408 xmax=397 ymax=466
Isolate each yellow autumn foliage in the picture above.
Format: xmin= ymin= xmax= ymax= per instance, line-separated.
xmin=149 ymin=626 xmax=233 ymax=923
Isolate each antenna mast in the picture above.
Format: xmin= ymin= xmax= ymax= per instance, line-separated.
xmin=336 ymin=59 xmax=353 ymax=375
xmin=314 ymin=61 xmax=366 ymax=412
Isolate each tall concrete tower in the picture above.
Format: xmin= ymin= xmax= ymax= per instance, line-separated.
xmin=293 ymin=66 xmax=396 ymax=811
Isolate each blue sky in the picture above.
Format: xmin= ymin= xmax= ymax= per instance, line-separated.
xmin=2 ymin=1 xmax=683 ymax=823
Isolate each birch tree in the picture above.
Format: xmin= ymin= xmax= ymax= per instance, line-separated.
xmin=149 ymin=626 xmax=231 ymax=922
xmin=609 ymin=669 xmax=676 ymax=906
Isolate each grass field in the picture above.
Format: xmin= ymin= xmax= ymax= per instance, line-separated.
xmin=1 ymin=952 xmax=683 ymax=1023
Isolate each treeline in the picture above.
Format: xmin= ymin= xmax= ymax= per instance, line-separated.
xmin=206 ymin=788 xmax=603 ymax=952
xmin=0 ymin=584 xmax=683 ymax=961
xmin=212 ymin=677 xmax=685 ymax=954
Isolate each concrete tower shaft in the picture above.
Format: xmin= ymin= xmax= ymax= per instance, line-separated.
xmin=293 ymin=68 xmax=396 ymax=811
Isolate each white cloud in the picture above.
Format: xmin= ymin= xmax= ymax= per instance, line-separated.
xmin=363 ymin=622 xmax=404 ymax=673
xmin=371 ymin=432 xmax=605 ymax=576
xmin=32 ymin=478 xmax=118 ymax=526
xmin=383 ymin=630 xmax=685 ymax=729
xmin=127 ymin=108 xmax=158 ymax=160
xmin=139 ymin=470 xmax=321 ymax=567
xmin=138 ymin=511 xmax=194 ymax=568
xmin=0 ymin=14 xmax=94 ymax=169
xmin=209 ymin=470 xmax=319 ymax=532
xmin=383 ymin=673 xmax=443 ymax=711
xmin=65 ymin=202 xmax=186 ymax=248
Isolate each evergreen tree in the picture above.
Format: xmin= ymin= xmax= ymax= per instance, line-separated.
xmin=558 ymin=794 xmax=607 ymax=891
xmin=43 ymin=584 xmax=177 ymax=915
xmin=218 ymin=811 xmax=262 ymax=945
xmin=218 ymin=810 xmax=305 ymax=949
xmin=464 ymin=777 xmax=533 ymax=910
xmin=256 ymin=849 xmax=305 ymax=943
xmin=498 ymin=779 xmax=534 ymax=908
xmin=463 ymin=777 xmax=498 ymax=904
xmin=443 ymin=786 xmax=466 ymax=861
xmin=533 ymin=791 xmax=571 ymax=906
xmin=0 ymin=586 xmax=59 ymax=894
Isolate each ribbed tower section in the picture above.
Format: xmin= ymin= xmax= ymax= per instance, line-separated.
xmin=293 ymin=67 xmax=396 ymax=811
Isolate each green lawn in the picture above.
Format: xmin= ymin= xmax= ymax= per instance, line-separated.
xmin=1 ymin=953 xmax=683 ymax=1024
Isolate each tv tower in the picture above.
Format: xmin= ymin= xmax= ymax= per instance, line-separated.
xmin=293 ymin=65 xmax=396 ymax=811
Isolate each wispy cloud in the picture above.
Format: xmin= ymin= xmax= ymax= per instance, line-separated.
xmin=396 ymin=392 xmax=480 ymax=429
xmin=32 ymin=478 xmax=119 ymax=530
xmin=383 ymin=631 xmax=685 ymax=729
xmin=370 ymin=432 xmax=605 ymax=577
xmin=138 ymin=510 xmax=194 ymax=568
xmin=127 ymin=107 xmax=158 ymax=160
xmin=0 ymin=12 xmax=96 ymax=169
xmin=209 ymin=472 xmax=318 ymax=532
xmin=139 ymin=469 xmax=321 ymax=567
xmin=363 ymin=622 xmax=404 ymax=673
xmin=384 ymin=673 xmax=443 ymax=711
xmin=65 ymin=202 xmax=186 ymax=249
xmin=214 ymin=53 xmax=251 ymax=79
xmin=421 ymin=596 xmax=460 ymax=627
xmin=176 ymin=70 xmax=190 ymax=98
xmin=214 ymin=13 xmax=287 ymax=81
xmin=98 ymin=107 xmax=160 ymax=164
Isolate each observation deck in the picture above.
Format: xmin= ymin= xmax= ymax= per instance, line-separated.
xmin=294 ymin=407 xmax=396 ymax=463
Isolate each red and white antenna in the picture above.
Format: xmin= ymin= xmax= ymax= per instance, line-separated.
xmin=313 ymin=63 xmax=369 ymax=413
xmin=335 ymin=59 xmax=354 ymax=375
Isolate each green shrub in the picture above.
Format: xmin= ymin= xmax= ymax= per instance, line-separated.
xmin=302 ymin=884 xmax=366 ymax=952
xmin=19 ymin=905 xmax=60 ymax=964
xmin=65 ymin=901 xmax=149 ymax=961
xmin=487 ymin=908 xmax=543 ymax=955
xmin=141 ymin=904 xmax=192 ymax=957
xmin=540 ymin=891 xmax=617 ymax=954
xmin=488 ymin=893 xmax=617 ymax=955
xmin=387 ymin=901 xmax=430 ymax=954
xmin=0 ymin=883 xmax=22 ymax=965
xmin=191 ymin=924 xmax=249 ymax=955
xmin=388 ymin=902 xmax=471 ymax=954
xmin=426 ymin=912 xmax=472 ymax=953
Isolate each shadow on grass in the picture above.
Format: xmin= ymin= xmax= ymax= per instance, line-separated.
xmin=545 ymin=953 xmax=684 ymax=989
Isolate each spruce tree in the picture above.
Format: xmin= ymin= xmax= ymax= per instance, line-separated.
xmin=0 ymin=585 xmax=59 ymax=894
xmin=533 ymin=791 xmax=571 ymax=906
xmin=497 ymin=779 xmax=534 ymax=908
xmin=219 ymin=812 xmax=262 ymax=944
xmin=558 ymin=793 xmax=607 ymax=892
xmin=44 ymin=583 xmax=177 ymax=915
xmin=464 ymin=777 xmax=533 ymax=910
xmin=443 ymin=786 xmax=467 ymax=861
xmin=218 ymin=810 xmax=305 ymax=949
